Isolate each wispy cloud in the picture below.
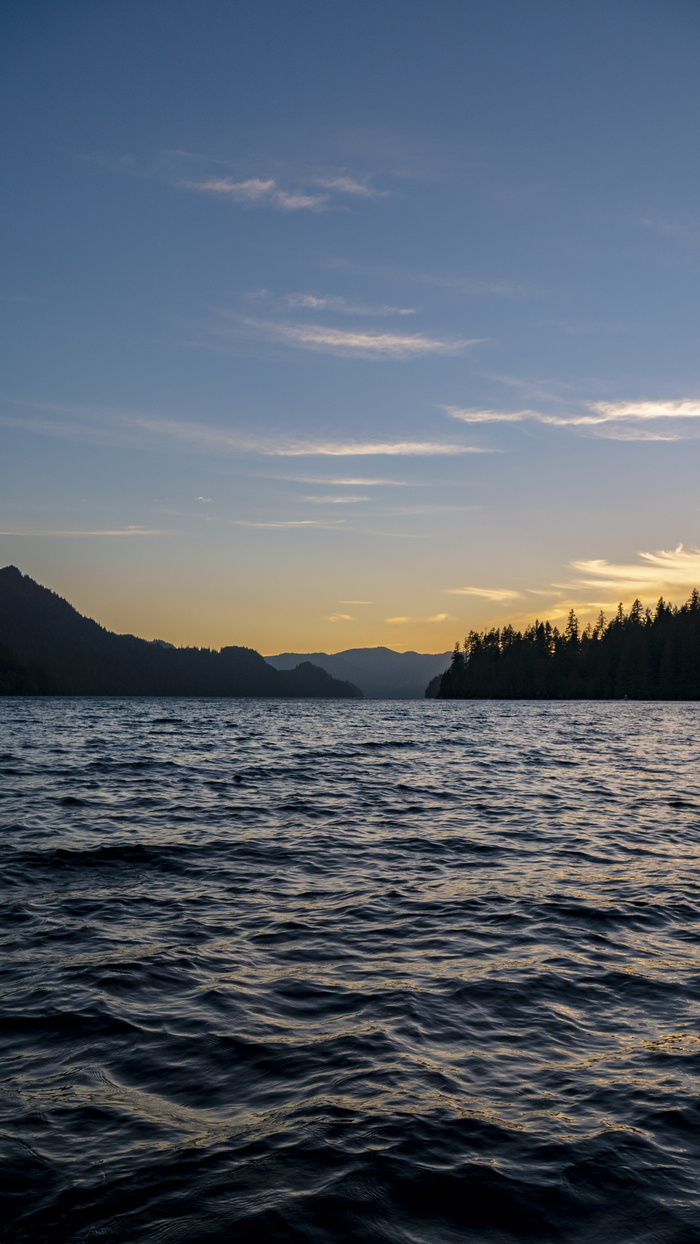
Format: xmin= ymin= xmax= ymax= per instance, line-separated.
xmin=0 ymin=411 xmax=130 ymax=448
xmin=244 ymin=319 xmax=483 ymax=358
xmin=586 ymin=426 xmax=682 ymax=443
xmin=182 ymin=177 xmax=329 ymax=211
xmin=325 ymin=613 xmax=354 ymax=622
xmin=482 ymin=371 xmax=575 ymax=403
xmin=305 ymin=494 xmax=369 ymax=504
xmin=279 ymin=476 xmax=409 ymax=486
xmin=310 ymin=175 xmax=388 ymax=198
xmin=439 ymin=545 xmax=700 ymax=638
xmin=445 ymin=586 xmax=523 ymax=601
xmin=86 ymin=147 xmax=395 ymax=211
xmin=174 ymin=160 xmax=390 ymax=211
xmin=445 ymin=406 xmax=541 ymax=424
xmin=339 ymin=599 xmax=373 ymax=604
xmin=232 ymin=519 xmax=347 ymax=529
xmin=590 ymin=400 xmax=700 ymax=423
xmin=6 ymin=405 xmax=489 ymax=459
xmin=438 ymin=547 xmax=700 ymax=634
xmin=386 ymin=504 xmax=479 ymax=516
xmin=278 ymin=441 xmax=488 ymax=457
xmin=561 ymin=545 xmax=700 ymax=598
xmin=280 ymin=292 xmax=415 ymax=317
xmin=445 ymin=399 xmax=700 ymax=440
xmin=0 ymin=526 xmax=164 ymax=537
xmin=385 ymin=613 xmax=451 ymax=625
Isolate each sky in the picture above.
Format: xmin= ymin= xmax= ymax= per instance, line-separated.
xmin=2 ymin=0 xmax=700 ymax=654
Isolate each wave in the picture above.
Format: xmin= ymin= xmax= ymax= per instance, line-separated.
xmin=2 ymin=697 xmax=700 ymax=1241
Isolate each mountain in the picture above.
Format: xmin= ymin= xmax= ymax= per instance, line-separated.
xmin=0 ymin=642 xmax=55 ymax=694
xmin=0 ymin=567 xmax=362 ymax=698
xmin=267 ymin=646 xmax=452 ymax=699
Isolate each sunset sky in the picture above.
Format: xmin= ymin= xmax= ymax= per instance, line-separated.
xmin=2 ymin=0 xmax=700 ymax=653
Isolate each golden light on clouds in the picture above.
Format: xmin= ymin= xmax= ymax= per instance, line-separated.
xmin=440 ymin=548 xmax=700 ymax=637
xmin=445 ymin=398 xmax=700 ymax=441
xmin=445 ymin=586 xmax=524 ymax=601
xmin=562 ymin=545 xmax=700 ymax=598
xmin=385 ymin=613 xmax=450 ymax=625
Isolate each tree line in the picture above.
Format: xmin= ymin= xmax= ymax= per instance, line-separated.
xmin=0 ymin=566 xmax=362 ymax=697
xmin=0 ymin=644 xmax=55 ymax=694
xmin=438 ymin=591 xmax=700 ymax=699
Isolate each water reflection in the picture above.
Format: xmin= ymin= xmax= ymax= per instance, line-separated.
xmin=1 ymin=698 xmax=700 ymax=1242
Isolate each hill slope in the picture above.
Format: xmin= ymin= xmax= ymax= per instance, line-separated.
xmin=0 ymin=567 xmax=362 ymax=697
xmin=267 ymin=646 xmax=452 ymax=698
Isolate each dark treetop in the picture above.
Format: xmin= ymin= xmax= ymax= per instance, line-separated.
xmin=0 ymin=567 xmax=362 ymax=698
xmin=438 ymin=592 xmax=700 ymax=700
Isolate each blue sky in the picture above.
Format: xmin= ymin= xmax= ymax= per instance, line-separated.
xmin=2 ymin=0 xmax=700 ymax=652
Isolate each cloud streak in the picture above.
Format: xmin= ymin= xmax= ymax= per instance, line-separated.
xmin=279 ymin=476 xmax=409 ymax=486
xmin=442 ymin=549 xmax=700 ymax=624
xmin=137 ymin=417 xmax=490 ymax=458
xmin=445 ymin=399 xmax=700 ymax=440
xmin=0 ymin=526 xmax=164 ymax=537
xmin=6 ymin=405 xmax=490 ymax=460
xmin=245 ymin=319 xmax=483 ymax=358
xmin=279 ymin=292 xmax=415 ymax=317
xmin=178 ymin=168 xmax=388 ymax=212
xmin=277 ymin=441 xmax=488 ymax=457
xmin=445 ymin=586 xmax=523 ymax=601
xmin=182 ymin=177 xmax=329 ymax=211
xmin=385 ymin=613 xmax=451 ymax=625
xmin=562 ymin=545 xmax=700 ymax=598
xmin=232 ymin=519 xmax=347 ymax=529
xmin=310 ymin=175 xmax=388 ymax=198
xmin=305 ymin=495 xmax=369 ymax=503
xmin=133 ymin=417 xmax=487 ymax=457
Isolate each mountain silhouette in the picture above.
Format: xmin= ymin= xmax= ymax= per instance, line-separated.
xmin=0 ymin=567 xmax=362 ymax=698
xmin=267 ymin=646 xmax=452 ymax=698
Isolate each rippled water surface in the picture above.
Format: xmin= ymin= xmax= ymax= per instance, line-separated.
xmin=2 ymin=697 xmax=700 ymax=1243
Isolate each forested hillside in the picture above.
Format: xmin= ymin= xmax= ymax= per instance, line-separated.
xmin=0 ymin=567 xmax=362 ymax=698
xmin=438 ymin=593 xmax=700 ymax=699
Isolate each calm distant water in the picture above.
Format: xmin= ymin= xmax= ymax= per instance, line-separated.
xmin=2 ymin=698 xmax=700 ymax=1243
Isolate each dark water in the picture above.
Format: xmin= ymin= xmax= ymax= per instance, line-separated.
xmin=2 ymin=698 xmax=700 ymax=1243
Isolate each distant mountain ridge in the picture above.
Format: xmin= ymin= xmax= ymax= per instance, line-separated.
xmin=0 ymin=567 xmax=362 ymax=698
xmin=267 ymin=646 xmax=452 ymax=699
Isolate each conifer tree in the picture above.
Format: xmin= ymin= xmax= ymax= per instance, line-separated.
xmin=437 ymin=591 xmax=700 ymax=700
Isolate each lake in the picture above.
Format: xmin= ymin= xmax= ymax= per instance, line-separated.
xmin=2 ymin=697 xmax=700 ymax=1242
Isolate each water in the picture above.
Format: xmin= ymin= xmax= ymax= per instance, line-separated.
xmin=2 ymin=698 xmax=700 ymax=1243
